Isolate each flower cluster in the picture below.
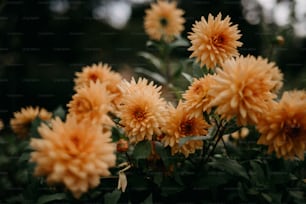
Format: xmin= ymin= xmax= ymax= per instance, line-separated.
xmin=7 ymin=0 xmax=305 ymax=202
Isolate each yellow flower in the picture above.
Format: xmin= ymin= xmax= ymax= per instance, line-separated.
xmin=257 ymin=90 xmax=306 ymax=160
xmin=67 ymin=81 xmax=114 ymax=128
xmin=208 ymin=55 xmax=280 ymax=125
xmin=182 ymin=74 xmax=216 ymax=118
xmin=30 ymin=116 xmax=116 ymax=198
xmin=188 ymin=13 xmax=242 ymax=69
xmin=144 ymin=0 xmax=185 ymax=42
xmin=117 ymin=78 xmax=168 ymax=143
xmin=74 ymin=63 xmax=122 ymax=108
xmin=161 ymin=102 xmax=209 ymax=157
xmin=10 ymin=106 xmax=52 ymax=138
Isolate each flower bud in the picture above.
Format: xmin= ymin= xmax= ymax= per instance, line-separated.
xmin=116 ymin=139 xmax=129 ymax=153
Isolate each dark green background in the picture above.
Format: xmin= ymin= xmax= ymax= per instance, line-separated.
xmin=0 ymin=0 xmax=305 ymax=123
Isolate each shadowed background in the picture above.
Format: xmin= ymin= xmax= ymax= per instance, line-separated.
xmin=0 ymin=0 xmax=305 ymax=124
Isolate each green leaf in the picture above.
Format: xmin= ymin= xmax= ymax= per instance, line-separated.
xmin=250 ymin=160 xmax=266 ymax=185
xmin=154 ymin=141 xmax=171 ymax=167
xmin=178 ymin=135 xmax=211 ymax=147
xmin=104 ymin=189 xmax=121 ymax=204
xmin=133 ymin=140 xmax=152 ymax=160
xmin=208 ymin=157 xmax=249 ymax=180
xmin=37 ymin=193 xmax=67 ymax=204
xmin=194 ymin=171 xmax=230 ymax=189
xmin=52 ymin=106 xmax=66 ymax=120
xmin=261 ymin=193 xmax=272 ymax=203
xmin=135 ymin=68 xmax=167 ymax=85
xmin=29 ymin=117 xmax=43 ymax=138
xmin=169 ymin=36 xmax=189 ymax=49
xmin=138 ymin=51 xmax=162 ymax=71
xmin=181 ymin=72 xmax=193 ymax=83
xmin=192 ymin=63 xmax=205 ymax=78
xmin=142 ymin=193 xmax=153 ymax=204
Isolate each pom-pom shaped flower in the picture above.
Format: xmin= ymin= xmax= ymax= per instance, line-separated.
xmin=144 ymin=0 xmax=185 ymax=42
xmin=117 ymin=78 xmax=168 ymax=143
xmin=30 ymin=116 xmax=116 ymax=198
xmin=208 ymin=55 xmax=280 ymax=125
xmin=161 ymin=102 xmax=209 ymax=157
xmin=10 ymin=106 xmax=52 ymax=138
xmin=257 ymin=90 xmax=306 ymax=160
xmin=67 ymin=81 xmax=114 ymax=128
xmin=74 ymin=62 xmax=122 ymax=93
xmin=182 ymin=74 xmax=216 ymax=118
xmin=188 ymin=13 xmax=242 ymax=69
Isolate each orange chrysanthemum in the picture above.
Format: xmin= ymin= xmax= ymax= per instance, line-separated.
xmin=161 ymin=102 xmax=209 ymax=157
xmin=182 ymin=74 xmax=216 ymax=118
xmin=30 ymin=116 xmax=116 ymax=198
xmin=10 ymin=106 xmax=52 ymax=138
xmin=208 ymin=55 xmax=280 ymax=125
xmin=257 ymin=90 xmax=306 ymax=160
xmin=67 ymin=81 xmax=114 ymax=128
xmin=117 ymin=77 xmax=168 ymax=143
xmin=74 ymin=63 xmax=122 ymax=107
xmin=188 ymin=13 xmax=242 ymax=69
xmin=144 ymin=0 xmax=185 ymax=42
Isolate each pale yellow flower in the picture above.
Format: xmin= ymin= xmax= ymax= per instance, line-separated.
xmin=117 ymin=78 xmax=168 ymax=143
xmin=161 ymin=102 xmax=209 ymax=157
xmin=74 ymin=62 xmax=122 ymax=110
xmin=182 ymin=74 xmax=216 ymax=118
xmin=257 ymin=90 xmax=306 ymax=160
xmin=208 ymin=55 xmax=280 ymax=125
xmin=144 ymin=0 xmax=185 ymax=42
xmin=67 ymin=81 xmax=114 ymax=128
xmin=30 ymin=116 xmax=116 ymax=198
xmin=10 ymin=106 xmax=52 ymax=138
xmin=188 ymin=13 xmax=242 ymax=69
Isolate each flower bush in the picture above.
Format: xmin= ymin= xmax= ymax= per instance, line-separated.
xmin=1 ymin=1 xmax=306 ymax=203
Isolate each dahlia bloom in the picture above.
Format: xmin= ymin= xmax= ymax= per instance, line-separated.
xmin=74 ymin=62 xmax=122 ymax=109
xmin=144 ymin=0 xmax=185 ymax=42
xmin=188 ymin=13 xmax=242 ymax=69
xmin=182 ymin=74 xmax=216 ymax=118
xmin=30 ymin=117 xmax=116 ymax=198
xmin=67 ymin=81 xmax=114 ymax=128
xmin=257 ymin=90 xmax=306 ymax=160
xmin=117 ymin=78 xmax=168 ymax=143
xmin=208 ymin=55 xmax=281 ymax=125
xmin=10 ymin=106 xmax=52 ymax=138
xmin=161 ymin=102 xmax=209 ymax=157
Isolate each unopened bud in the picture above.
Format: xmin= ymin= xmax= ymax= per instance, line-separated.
xmin=117 ymin=139 xmax=129 ymax=153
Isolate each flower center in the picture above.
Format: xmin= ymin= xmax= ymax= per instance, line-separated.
xmin=133 ymin=108 xmax=146 ymax=121
xmin=213 ymin=35 xmax=225 ymax=46
xmin=180 ymin=119 xmax=194 ymax=135
xmin=160 ymin=17 xmax=168 ymax=27
xmin=75 ymin=97 xmax=92 ymax=114
xmin=89 ymin=73 xmax=98 ymax=82
xmin=284 ymin=123 xmax=301 ymax=138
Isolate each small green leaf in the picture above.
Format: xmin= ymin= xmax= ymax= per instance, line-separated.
xmin=154 ymin=141 xmax=171 ymax=167
xmin=104 ymin=189 xmax=121 ymax=204
xmin=133 ymin=140 xmax=152 ymax=160
xmin=179 ymin=135 xmax=210 ymax=147
xmin=169 ymin=36 xmax=189 ymax=49
xmin=138 ymin=51 xmax=162 ymax=71
xmin=29 ymin=117 xmax=43 ymax=138
xmin=52 ymin=106 xmax=66 ymax=120
xmin=192 ymin=63 xmax=205 ymax=78
xmin=261 ymin=193 xmax=272 ymax=203
xmin=135 ymin=68 xmax=167 ymax=85
xmin=208 ymin=157 xmax=249 ymax=180
xmin=181 ymin=72 xmax=193 ymax=83
xmin=37 ymin=193 xmax=67 ymax=204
